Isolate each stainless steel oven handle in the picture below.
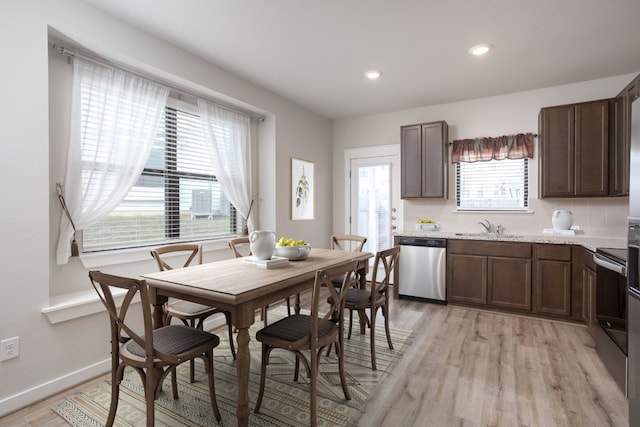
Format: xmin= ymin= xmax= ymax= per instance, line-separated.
xmin=593 ymin=253 xmax=627 ymax=276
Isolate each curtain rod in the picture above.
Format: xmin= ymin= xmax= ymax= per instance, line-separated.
xmin=448 ymin=133 xmax=538 ymax=145
xmin=53 ymin=43 xmax=265 ymax=122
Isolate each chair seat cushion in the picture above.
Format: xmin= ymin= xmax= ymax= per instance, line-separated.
xmin=331 ymin=275 xmax=345 ymax=286
xmin=166 ymin=300 xmax=221 ymax=318
xmin=343 ymin=288 xmax=384 ymax=305
xmin=126 ymin=325 xmax=220 ymax=358
xmin=256 ymin=314 xmax=335 ymax=344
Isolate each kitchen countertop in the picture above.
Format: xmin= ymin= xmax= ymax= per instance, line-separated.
xmin=395 ymin=230 xmax=627 ymax=252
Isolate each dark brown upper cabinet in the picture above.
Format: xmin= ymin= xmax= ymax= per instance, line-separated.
xmin=401 ymin=121 xmax=448 ymax=199
xmin=539 ymin=99 xmax=610 ymax=198
xmin=611 ymin=74 xmax=640 ymax=196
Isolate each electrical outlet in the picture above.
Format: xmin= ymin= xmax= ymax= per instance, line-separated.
xmin=1 ymin=337 xmax=20 ymax=361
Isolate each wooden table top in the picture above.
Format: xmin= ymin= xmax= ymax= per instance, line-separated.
xmin=141 ymin=248 xmax=373 ymax=305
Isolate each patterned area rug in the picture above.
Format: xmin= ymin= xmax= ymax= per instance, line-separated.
xmin=52 ymin=307 xmax=412 ymax=426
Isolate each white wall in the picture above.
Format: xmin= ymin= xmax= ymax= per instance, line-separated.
xmin=333 ymin=75 xmax=636 ymax=239
xmin=0 ymin=0 xmax=333 ymax=415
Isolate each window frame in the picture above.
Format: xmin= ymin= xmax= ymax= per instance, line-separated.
xmin=455 ymin=158 xmax=530 ymax=212
xmin=80 ymin=100 xmax=242 ymax=254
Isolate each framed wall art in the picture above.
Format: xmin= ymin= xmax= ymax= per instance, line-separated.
xmin=291 ymin=157 xmax=314 ymax=220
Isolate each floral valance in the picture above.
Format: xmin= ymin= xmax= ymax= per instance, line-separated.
xmin=451 ymin=132 xmax=535 ymax=163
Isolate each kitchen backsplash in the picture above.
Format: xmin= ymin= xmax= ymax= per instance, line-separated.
xmin=404 ymin=196 xmax=629 ymax=238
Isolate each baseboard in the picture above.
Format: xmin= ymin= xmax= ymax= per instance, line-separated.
xmin=0 ymin=358 xmax=110 ymax=418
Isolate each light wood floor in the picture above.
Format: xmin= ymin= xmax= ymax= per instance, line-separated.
xmin=0 ymin=294 xmax=628 ymax=427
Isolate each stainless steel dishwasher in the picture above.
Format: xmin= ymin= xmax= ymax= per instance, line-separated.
xmin=397 ymin=236 xmax=446 ymax=303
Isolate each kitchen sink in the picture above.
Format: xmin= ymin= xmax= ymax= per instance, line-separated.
xmin=454 ymin=232 xmax=524 ymax=239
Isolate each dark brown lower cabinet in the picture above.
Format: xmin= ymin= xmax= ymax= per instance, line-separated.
xmin=447 ymin=253 xmax=487 ymax=304
xmin=533 ymin=244 xmax=572 ymax=317
xmin=447 ymin=240 xmax=531 ymax=312
xmin=446 ymin=240 xmax=588 ymax=322
xmin=488 ymin=257 xmax=532 ymax=311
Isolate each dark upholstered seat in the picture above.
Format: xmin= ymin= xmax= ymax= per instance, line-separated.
xmin=256 ymin=314 xmax=335 ymax=343
xmin=125 ymin=325 xmax=219 ymax=359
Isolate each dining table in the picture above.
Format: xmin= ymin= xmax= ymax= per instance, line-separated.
xmin=141 ymin=247 xmax=373 ymax=427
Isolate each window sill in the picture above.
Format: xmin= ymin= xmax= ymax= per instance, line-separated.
xmin=42 ymin=288 xmax=132 ymax=325
xmin=453 ymin=209 xmax=535 ymax=214
xmin=42 ymin=288 xmax=224 ymax=329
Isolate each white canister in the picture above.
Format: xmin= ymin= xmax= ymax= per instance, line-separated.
xmin=249 ymin=230 xmax=276 ymax=260
xmin=552 ymin=210 xmax=573 ymax=230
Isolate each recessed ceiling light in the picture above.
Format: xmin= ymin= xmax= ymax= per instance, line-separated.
xmin=468 ymin=43 xmax=492 ymax=56
xmin=364 ymin=70 xmax=382 ymax=80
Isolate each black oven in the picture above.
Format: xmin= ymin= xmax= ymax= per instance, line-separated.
xmin=594 ymin=247 xmax=628 ymax=354
xmin=593 ymin=247 xmax=628 ymax=395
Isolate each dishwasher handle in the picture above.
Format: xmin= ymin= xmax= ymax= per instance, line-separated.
xmin=398 ymin=237 xmax=447 ymax=248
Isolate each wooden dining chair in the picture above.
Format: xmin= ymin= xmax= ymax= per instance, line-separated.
xmin=343 ymin=245 xmax=400 ymax=370
xmin=228 ymin=237 xmax=292 ymax=324
xmin=88 ymin=270 xmax=222 ymax=427
xmin=151 ymin=243 xmax=236 ymax=383
xmin=253 ymin=261 xmax=358 ymax=427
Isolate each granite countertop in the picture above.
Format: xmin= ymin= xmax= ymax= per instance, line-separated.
xmin=394 ymin=230 xmax=627 ymax=252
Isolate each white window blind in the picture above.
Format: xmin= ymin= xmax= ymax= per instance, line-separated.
xmin=82 ymin=101 xmax=241 ymax=251
xmin=456 ymin=158 xmax=529 ymax=210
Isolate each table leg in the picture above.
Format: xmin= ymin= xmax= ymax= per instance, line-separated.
xmin=149 ymin=289 xmax=167 ymax=329
xmin=295 ymin=292 xmax=301 ymax=314
xmin=235 ymin=325 xmax=251 ymax=426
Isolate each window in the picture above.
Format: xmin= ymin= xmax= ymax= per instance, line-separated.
xmin=456 ymin=158 xmax=529 ymax=210
xmin=82 ymin=100 xmax=240 ymax=251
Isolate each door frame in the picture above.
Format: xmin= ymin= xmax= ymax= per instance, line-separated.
xmin=343 ymin=144 xmax=403 ymax=237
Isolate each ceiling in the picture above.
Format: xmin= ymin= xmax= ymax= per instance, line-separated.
xmin=79 ymin=0 xmax=640 ymax=120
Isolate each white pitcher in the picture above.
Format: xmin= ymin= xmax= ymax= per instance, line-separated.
xmin=249 ymin=230 xmax=276 ymax=260
xmin=552 ymin=210 xmax=573 ymax=230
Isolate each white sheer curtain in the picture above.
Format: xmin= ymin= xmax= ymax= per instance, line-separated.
xmin=197 ymin=100 xmax=254 ymax=232
xmin=56 ymin=58 xmax=169 ymax=264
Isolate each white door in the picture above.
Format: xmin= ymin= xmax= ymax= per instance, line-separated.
xmin=344 ymin=145 xmax=402 ymax=255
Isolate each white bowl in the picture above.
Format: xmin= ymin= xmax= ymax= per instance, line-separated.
xmin=415 ymin=223 xmax=440 ymax=231
xmin=274 ymin=244 xmax=311 ymax=261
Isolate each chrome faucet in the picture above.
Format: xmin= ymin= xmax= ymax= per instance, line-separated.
xmin=478 ymin=219 xmax=493 ymax=234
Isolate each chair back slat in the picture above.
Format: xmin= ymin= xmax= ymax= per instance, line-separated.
xmin=321 ymin=261 xmax=357 ymax=320
xmin=228 ymin=237 xmax=252 ymax=258
xmin=330 ymin=235 xmax=367 ymax=252
xmin=370 ymin=246 xmax=400 ymax=298
xmin=150 ymin=244 xmax=202 ymax=271
xmin=89 ymin=271 xmax=155 ymax=366
xmin=308 ymin=260 xmax=358 ymax=350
